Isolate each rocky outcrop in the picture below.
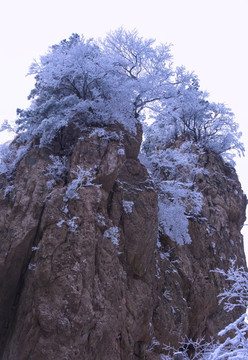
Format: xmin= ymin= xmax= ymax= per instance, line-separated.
xmin=0 ymin=124 xmax=158 ymax=360
xmin=150 ymin=141 xmax=247 ymax=355
xmin=0 ymin=125 xmax=246 ymax=359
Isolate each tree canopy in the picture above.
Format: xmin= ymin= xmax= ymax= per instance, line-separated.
xmin=16 ymin=28 xmax=244 ymax=158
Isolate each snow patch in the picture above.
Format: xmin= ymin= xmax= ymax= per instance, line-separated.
xmin=64 ymin=165 xmax=99 ymax=201
xmin=104 ymin=226 xmax=119 ymax=246
xmin=118 ymin=148 xmax=125 ymax=156
xmin=122 ymin=200 xmax=134 ymax=214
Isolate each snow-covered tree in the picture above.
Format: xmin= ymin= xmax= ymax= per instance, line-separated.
xmin=207 ymin=260 xmax=248 ymax=360
xmin=140 ymin=141 xmax=204 ymax=245
xmin=16 ymin=30 xmax=175 ymax=145
xmin=15 ymin=28 xmax=243 ymax=158
xmin=143 ymin=69 xmax=244 ymax=160
xmin=104 ymin=28 xmax=175 ymax=119
xmin=16 ymin=33 xmax=129 ymax=145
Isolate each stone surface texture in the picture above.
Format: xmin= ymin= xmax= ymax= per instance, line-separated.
xmin=0 ymin=125 xmax=246 ymax=359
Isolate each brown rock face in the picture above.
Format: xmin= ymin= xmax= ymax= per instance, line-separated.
xmin=150 ymin=143 xmax=247 ymax=355
xmin=0 ymin=124 xmax=158 ymax=360
xmin=0 ymin=125 xmax=246 ymax=359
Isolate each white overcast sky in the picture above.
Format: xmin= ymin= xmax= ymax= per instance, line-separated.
xmin=1 ymin=0 xmax=248 ymax=252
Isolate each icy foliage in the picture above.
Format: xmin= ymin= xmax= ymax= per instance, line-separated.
xmin=118 ymin=148 xmax=125 ymax=156
xmin=16 ymin=30 xmax=173 ymax=145
xmin=162 ymin=290 xmax=172 ymax=301
xmin=64 ymin=165 xmax=97 ymax=201
xmin=89 ymin=128 xmax=107 ymax=138
xmin=162 ymin=337 xmax=217 ymax=360
xmin=161 ymin=262 xmax=248 ymax=359
xmin=158 ymin=179 xmax=203 ymax=244
xmin=28 ymin=264 xmax=36 ymax=271
xmin=215 ymin=259 xmax=248 ymax=312
xmin=147 ymin=142 xmax=207 ymax=182
xmin=14 ymin=29 xmax=243 ymax=158
xmin=144 ymin=143 xmax=204 ymax=245
xmin=0 ymin=142 xmax=30 ymax=177
xmin=104 ymin=226 xmax=119 ymax=246
xmin=122 ymin=200 xmax=134 ymax=214
xmin=0 ymin=142 xmax=30 ymax=198
xmin=209 ymin=313 xmax=248 ymax=360
xmin=0 ymin=147 xmax=9 ymax=175
xmin=0 ymin=120 xmax=15 ymax=133
xmin=158 ymin=194 xmax=192 ymax=245
xmin=96 ymin=214 xmax=106 ymax=226
xmin=205 ymin=263 xmax=248 ymax=359
xmin=57 ymin=216 xmax=79 ymax=232
xmin=89 ymin=128 xmax=120 ymax=141
xmin=4 ymin=185 xmax=15 ymax=199
xmin=31 ymin=247 xmax=39 ymax=251
xmin=143 ymin=70 xmax=244 ymax=160
xmin=45 ymin=155 xmax=67 ymax=189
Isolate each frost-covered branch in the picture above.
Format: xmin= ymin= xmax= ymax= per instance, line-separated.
xmin=141 ymin=142 xmax=204 ymax=245
xmin=214 ymin=259 xmax=248 ymax=311
xmin=161 ymin=263 xmax=248 ymax=359
xmin=12 ymin=28 xmax=244 ymax=161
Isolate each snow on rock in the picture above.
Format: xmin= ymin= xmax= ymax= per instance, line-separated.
xmin=0 ymin=124 xmax=246 ymax=360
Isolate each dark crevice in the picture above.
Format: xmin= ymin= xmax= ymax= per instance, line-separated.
xmin=0 ymin=202 xmax=46 ymax=358
xmin=106 ymin=181 xmax=118 ymax=218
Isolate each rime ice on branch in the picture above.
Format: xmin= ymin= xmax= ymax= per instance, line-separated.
xmin=15 ymin=29 xmax=244 ymax=161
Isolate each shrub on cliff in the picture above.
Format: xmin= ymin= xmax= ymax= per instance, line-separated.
xmin=162 ymin=260 xmax=248 ymax=359
xmin=140 ymin=142 xmax=205 ymax=245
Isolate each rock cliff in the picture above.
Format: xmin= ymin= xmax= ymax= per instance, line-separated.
xmin=0 ymin=124 xmax=246 ymax=359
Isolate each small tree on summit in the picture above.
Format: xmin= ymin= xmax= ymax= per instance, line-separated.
xmin=16 ymin=34 xmax=124 ymax=145
xmin=104 ymin=28 xmax=174 ymax=119
xmin=16 ymin=29 xmax=177 ymax=145
xmin=143 ymin=68 xmax=244 ymax=160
